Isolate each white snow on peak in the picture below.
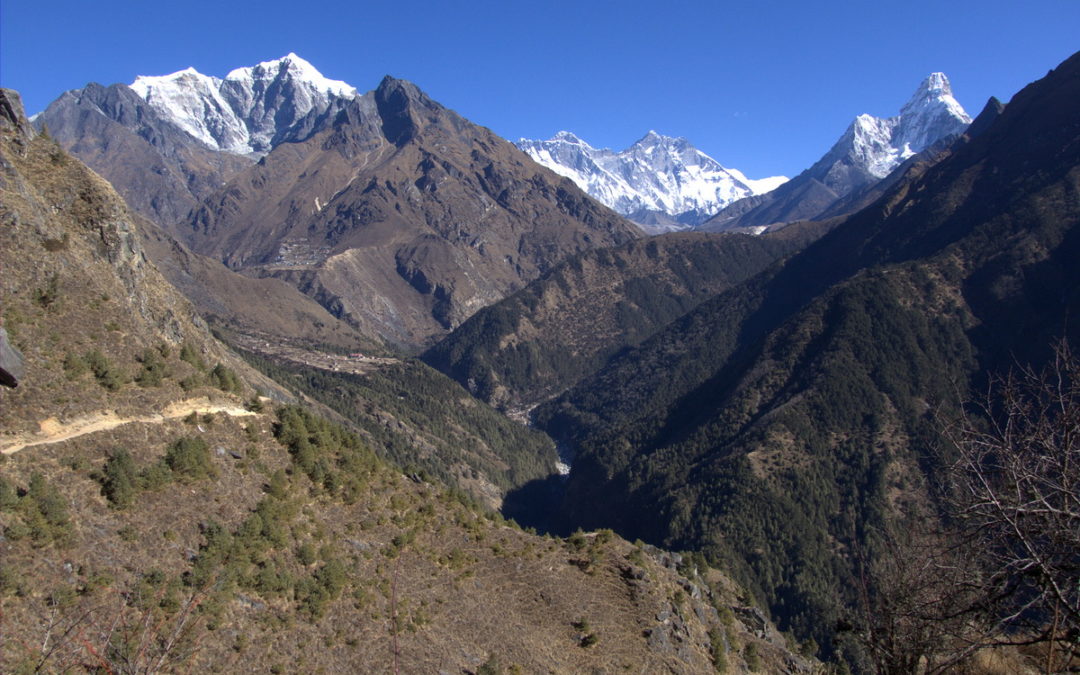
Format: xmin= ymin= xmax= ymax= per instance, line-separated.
xmin=128 ymin=54 xmax=358 ymax=154
xmin=726 ymin=168 xmax=788 ymax=195
xmin=550 ymin=130 xmax=587 ymax=144
xmin=131 ymin=68 xmax=241 ymax=150
xmin=225 ymin=53 xmax=357 ymax=99
xmin=517 ymin=130 xmax=787 ymax=232
xmin=839 ymin=72 xmax=972 ymax=179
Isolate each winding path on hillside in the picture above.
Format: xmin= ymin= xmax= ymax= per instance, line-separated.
xmin=0 ymin=397 xmax=260 ymax=455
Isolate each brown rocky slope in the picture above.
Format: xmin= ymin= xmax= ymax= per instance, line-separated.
xmin=182 ymin=76 xmax=641 ymax=348
xmin=1 ymin=88 xmax=810 ymax=674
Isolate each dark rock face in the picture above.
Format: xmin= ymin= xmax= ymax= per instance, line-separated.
xmin=375 ymin=76 xmax=423 ymax=146
xmin=0 ymin=89 xmax=33 ymax=144
xmin=0 ymin=327 xmax=24 ymax=388
xmin=965 ymin=96 xmax=1006 ymax=139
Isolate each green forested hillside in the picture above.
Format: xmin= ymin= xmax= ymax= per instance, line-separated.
xmin=532 ymin=52 xmax=1080 ymax=654
xmin=240 ymin=353 xmax=559 ymax=505
xmin=424 ymin=227 xmax=826 ymax=409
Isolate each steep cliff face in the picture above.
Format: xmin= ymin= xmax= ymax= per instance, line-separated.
xmin=3 ymin=88 xmax=192 ymax=342
xmin=0 ymin=88 xmax=283 ymax=433
xmin=185 ymin=77 xmax=641 ymax=348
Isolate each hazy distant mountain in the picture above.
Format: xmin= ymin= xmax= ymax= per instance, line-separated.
xmin=702 ymin=73 xmax=971 ymax=232
xmin=518 ymin=131 xmax=787 ymax=233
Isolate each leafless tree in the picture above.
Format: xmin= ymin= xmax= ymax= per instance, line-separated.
xmin=850 ymin=340 xmax=1080 ymax=674
xmin=849 ymin=521 xmax=1002 ymax=675
xmin=942 ymin=340 xmax=1080 ymax=672
xmin=5 ymin=580 xmax=209 ymax=674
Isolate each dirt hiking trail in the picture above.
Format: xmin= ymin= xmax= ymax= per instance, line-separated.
xmin=1 ymin=397 xmax=260 ymax=455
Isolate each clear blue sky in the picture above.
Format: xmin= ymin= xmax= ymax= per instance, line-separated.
xmin=2 ymin=0 xmax=1077 ymax=178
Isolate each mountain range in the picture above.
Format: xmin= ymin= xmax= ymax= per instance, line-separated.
xmin=701 ymin=72 xmax=972 ymax=232
xmin=517 ymin=72 xmax=971 ymax=235
xmin=37 ymin=58 xmax=640 ymax=349
xmin=0 ymin=88 xmax=801 ymax=673
xmin=128 ymin=53 xmax=357 ymax=155
xmin=498 ymin=52 xmax=1077 ymax=652
xmin=7 ymin=47 xmax=1079 ymax=673
xmin=517 ymin=130 xmax=787 ymax=233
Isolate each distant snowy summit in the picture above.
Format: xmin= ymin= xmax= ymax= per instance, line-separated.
xmin=129 ymin=53 xmax=358 ymax=155
xmin=832 ymin=72 xmax=972 ymax=182
xmin=517 ymin=131 xmax=787 ymax=233
xmin=701 ymin=72 xmax=972 ymax=233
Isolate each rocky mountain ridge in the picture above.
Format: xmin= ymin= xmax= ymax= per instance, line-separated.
xmin=37 ymin=59 xmax=642 ymax=349
xmin=181 ymin=75 xmax=640 ymax=348
xmin=423 ymin=224 xmax=828 ymax=411
xmin=129 ymin=53 xmax=358 ymax=155
xmin=523 ymin=52 xmax=1079 ymax=657
xmin=34 ymin=54 xmax=365 ymax=228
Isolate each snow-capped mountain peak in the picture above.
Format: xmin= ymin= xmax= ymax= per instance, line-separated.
xmin=833 ymin=72 xmax=971 ymax=181
xmin=130 ymin=68 xmax=239 ymax=151
xmin=893 ymin=72 xmax=972 ymax=158
xmin=550 ymin=130 xmax=588 ymax=145
xmin=902 ymin=72 xmax=955 ymax=111
xmin=517 ymin=131 xmax=787 ymax=232
xmin=224 ymin=53 xmax=357 ymax=99
xmin=130 ymin=66 xmax=216 ymax=92
xmin=639 ymin=129 xmax=666 ymax=144
xmin=128 ymin=54 xmax=358 ymax=155
xmin=702 ymin=71 xmax=973 ymax=234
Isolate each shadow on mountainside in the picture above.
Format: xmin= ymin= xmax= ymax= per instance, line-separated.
xmin=501 ymin=473 xmax=570 ymax=536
